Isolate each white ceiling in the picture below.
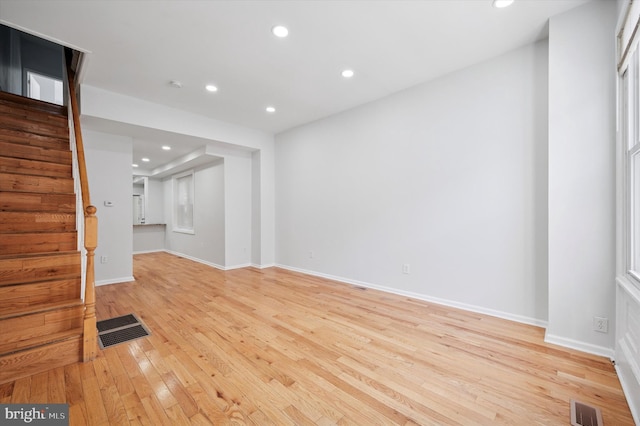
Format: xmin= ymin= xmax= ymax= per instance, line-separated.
xmin=0 ymin=0 xmax=591 ymax=171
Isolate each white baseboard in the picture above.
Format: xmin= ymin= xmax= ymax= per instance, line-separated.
xmin=226 ymin=263 xmax=253 ymax=270
xmin=132 ymin=249 xmax=165 ymax=255
xmin=251 ymin=263 xmax=276 ymax=269
xmin=544 ymin=333 xmax=614 ymax=359
xmin=95 ymin=276 xmax=135 ymax=286
xmin=163 ymin=250 xmax=225 ymax=270
xmin=275 ymin=264 xmax=548 ymax=329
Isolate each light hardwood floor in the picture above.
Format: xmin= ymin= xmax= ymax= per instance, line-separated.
xmin=0 ymin=252 xmax=634 ymax=425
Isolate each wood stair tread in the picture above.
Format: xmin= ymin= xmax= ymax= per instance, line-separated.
xmin=0 ymin=156 xmax=73 ymax=178
xmin=0 ymin=191 xmax=76 ymax=213
xmin=0 ymin=299 xmax=83 ymax=322
xmin=0 ymin=102 xmax=69 ymax=128
xmin=1 ymin=328 xmax=83 ymax=356
xmin=0 ymin=172 xmax=74 ymax=194
xmin=0 ymin=211 xmax=76 ymax=233
xmin=0 ymin=302 xmax=83 ymax=354
xmin=0 ymin=91 xmax=68 ymax=116
xmin=0 ymin=115 xmax=69 ymax=139
xmin=0 ymin=335 xmax=81 ymax=384
xmin=0 ymin=251 xmax=81 ymax=287
xmin=0 ymin=141 xmax=71 ymax=165
xmin=0 ymin=231 xmax=77 ymax=256
xmin=0 ymin=228 xmax=77 ymax=235
xmin=0 ymin=278 xmax=81 ymax=318
xmin=0 ymin=172 xmax=75 ymax=194
xmin=0 ymin=249 xmax=80 ymax=261
xmin=0 ymin=127 xmax=69 ymax=150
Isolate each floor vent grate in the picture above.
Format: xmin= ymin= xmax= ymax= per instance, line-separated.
xmin=571 ymin=399 xmax=603 ymax=426
xmin=97 ymin=313 xmax=150 ymax=349
xmin=97 ymin=313 xmax=139 ymax=332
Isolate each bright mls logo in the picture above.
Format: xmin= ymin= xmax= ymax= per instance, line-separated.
xmin=1 ymin=404 xmax=68 ymax=425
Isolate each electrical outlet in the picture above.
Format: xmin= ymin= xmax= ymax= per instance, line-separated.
xmin=593 ymin=317 xmax=608 ymax=333
xmin=101 ymin=255 xmax=108 ymax=264
xmin=402 ymin=263 xmax=410 ymax=274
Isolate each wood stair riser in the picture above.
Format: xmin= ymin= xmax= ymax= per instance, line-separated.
xmin=0 ymin=173 xmax=74 ymax=194
xmin=0 ymin=336 xmax=81 ymax=384
xmin=0 ymin=102 xmax=68 ymax=129
xmin=0 ymin=212 xmax=76 ymax=233
xmin=0 ymin=253 xmax=81 ymax=286
xmin=0 ymin=279 xmax=81 ymax=317
xmin=0 ymin=192 xmax=75 ymax=212
xmin=0 ymin=156 xmax=72 ymax=178
xmin=0 ymin=114 xmax=69 ymax=139
xmin=0 ymin=91 xmax=67 ymax=116
xmin=0 ymin=141 xmax=71 ymax=165
xmin=0 ymin=304 xmax=83 ymax=353
xmin=0 ymin=127 xmax=69 ymax=151
xmin=0 ymin=232 xmax=77 ymax=256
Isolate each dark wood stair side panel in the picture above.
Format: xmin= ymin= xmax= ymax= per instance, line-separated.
xmin=0 ymin=279 xmax=81 ymax=318
xmin=0 ymin=335 xmax=82 ymax=384
xmin=0 ymin=156 xmax=72 ymax=178
xmin=0 ymin=127 xmax=69 ymax=151
xmin=0 ymin=114 xmax=69 ymax=139
xmin=0 ymin=102 xmax=69 ymax=129
xmin=0 ymin=91 xmax=68 ymax=116
xmin=0 ymin=141 xmax=71 ymax=165
xmin=0 ymin=232 xmax=77 ymax=256
xmin=0 ymin=192 xmax=76 ymax=212
xmin=0 ymin=212 xmax=76 ymax=233
xmin=0 ymin=252 xmax=81 ymax=286
xmin=0 ymin=173 xmax=74 ymax=194
xmin=0 ymin=304 xmax=83 ymax=353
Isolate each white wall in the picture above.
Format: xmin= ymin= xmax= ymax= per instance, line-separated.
xmin=225 ymin=154 xmax=253 ymax=268
xmin=145 ymin=177 xmax=164 ymax=224
xmin=547 ymin=0 xmax=617 ymax=356
xmin=275 ymin=41 xmax=549 ymax=325
xmin=133 ymin=225 xmax=165 ymax=253
xmin=83 ymin=129 xmax=134 ymax=285
xmin=164 ymin=161 xmax=225 ymax=267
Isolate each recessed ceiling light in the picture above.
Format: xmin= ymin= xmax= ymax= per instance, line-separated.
xmin=205 ymin=84 xmax=218 ymax=92
xmin=132 ymin=164 xmax=139 ymax=168
xmin=169 ymin=80 xmax=183 ymax=88
xmin=141 ymin=158 xmax=150 ymax=162
xmin=493 ymin=0 xmax=514 ymax=8
xmin=341 ymin=69 xmax=355 ymax=78
xmin=266 ymin=106 xmax=276 ymax=113
xmin=162 ymin=146 xmax=171 ymax=151
xmin=272 ymin=25 xmax=289 ymax=38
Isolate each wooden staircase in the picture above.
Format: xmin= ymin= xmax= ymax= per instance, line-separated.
xmin=0 ymin=91 xmax=86 ymax=383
